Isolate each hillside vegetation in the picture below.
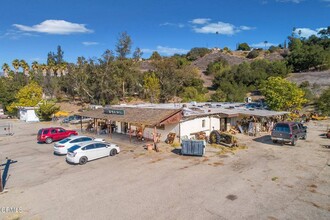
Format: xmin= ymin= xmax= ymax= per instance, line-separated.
xmin=1 ymin=27 xmax=330 ymax=116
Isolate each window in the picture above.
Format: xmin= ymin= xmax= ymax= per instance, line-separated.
xmin=71 ymin=138 xmax=82 ymax=143
xmin=58 ymin=128 xmax=65 ymax=133
xmin=59 ymin=138 xmax=71 ymax=144
xmin=43 ymin=130 xmax=49 ymax=135
xmin=95 ymin=143 xmax=106 ymax=148
xmin=202 ymin=119 xmax=206 ymax=128
xmin=81 ymin=137 xmax=93 ymax=142
xmin=85 ymin=144 xmax=95 ymax=150
xmin=274 ymin=124 xmax=290 ymax=133
xmin=51 ymin=129 xmax=57 ymax=134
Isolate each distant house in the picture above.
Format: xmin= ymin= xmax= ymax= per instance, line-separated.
xmin=18 ymin=107 xmax=40 ymax=122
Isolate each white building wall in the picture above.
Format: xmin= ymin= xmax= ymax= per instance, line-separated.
xmin=19 ymin=108 xmax=39 ymax=122
xmin=180 ymin=116 xmax=218 ymax=139
xmin=143 ymin=124 xmax=179 ymax=142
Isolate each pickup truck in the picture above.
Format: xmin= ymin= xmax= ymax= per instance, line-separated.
xmin=271 ymin=122 xmax=307 ymax=146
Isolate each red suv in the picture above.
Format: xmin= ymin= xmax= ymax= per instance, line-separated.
xmin=37 ymin=127 xmax=78 ymax=144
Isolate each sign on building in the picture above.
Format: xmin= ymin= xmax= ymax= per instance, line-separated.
xmin=104 ymin=108 xmax=125 ymax=115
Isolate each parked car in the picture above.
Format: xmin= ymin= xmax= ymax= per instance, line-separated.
xmin=62 ymin=115 xmax=81 ymax=123
xmin=66 ymin=141 xmax=120 ymax=165
xmin=271 ymin=122 xmax=307 ymax=146
xmin=62 ymin=115 xmax=92 ymax=124
xmin=37 ymin=127 xmax=78 ymax=144
xmin=54 ymin=136 xmax=105 ymax=155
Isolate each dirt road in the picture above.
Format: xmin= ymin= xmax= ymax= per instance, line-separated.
xmin=0 ymin=120 xmax=329 ymax=220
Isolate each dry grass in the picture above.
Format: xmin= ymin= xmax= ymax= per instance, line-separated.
xmin=210 ymin=144 xmax=248 ymax=155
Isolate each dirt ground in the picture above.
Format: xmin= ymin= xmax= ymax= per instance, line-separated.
xmin=0 ymin=119 xmax=329 ymax=220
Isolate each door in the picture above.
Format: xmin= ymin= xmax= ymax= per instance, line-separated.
xmin=94 ymin=143 xmax=108 ymax=158
xmin=121 ymin=122 xmax=128 ymax=134
xmin=83 ymin=144 xmax=97 ymax=160
xmin=57 ymin=128 xmax=67 ymax=139
xmin=220 ymin=118 xmax=227 ymax=132
xmin=50 ymin=128 xmax=59 ymax=141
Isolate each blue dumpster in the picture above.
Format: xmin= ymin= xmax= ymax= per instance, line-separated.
xmin=181 ymin=140 xmax=205 ymax=156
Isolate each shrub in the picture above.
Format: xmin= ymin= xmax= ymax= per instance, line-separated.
xmin=246 ymin=50 xmax=259 ymax=59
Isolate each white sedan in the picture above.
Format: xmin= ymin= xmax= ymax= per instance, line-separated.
xmin=66 ymin=141 xmax=120 ymax=165
xmin=54 ymin=136 xmax=104 ymax=155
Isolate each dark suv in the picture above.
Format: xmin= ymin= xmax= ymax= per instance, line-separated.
xmin=271 ymin=122 xmax=307 ymax=146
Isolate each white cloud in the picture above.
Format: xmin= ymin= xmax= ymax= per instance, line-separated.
xmin=192 ymin=20 xmax=254 ymax=35
xmin=160 ymin=22 xmax=185 ymax=28
xmin=276 ymin=0 xmax=304 ymax=3
xmin=251 ymin=42 xmax=277 ymax=48
xmin=190 ymin=18 xmax=211 ymax=25
xmin=13 ymin=20 xmax=93 ymax=35
xmin=142 ymin=46 xmax=189 ymax=56
xmin=82 ymin=41 xmax=99 ymax=46
xmin=293 ymin=28 xmax=318 ymax=38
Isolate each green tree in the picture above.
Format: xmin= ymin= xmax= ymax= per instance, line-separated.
xmin=150 ymin=51 xmax=162 ymax=60
xmin=260 ymin=77 xmax=307 ymax=111
xmin=237 ymin=43 xmax=250 ymax=51
xmin=246 ymin=50 xmax=259 ymax=59
xmin=186 ymin=47 xmax=211 ymax=61
xmin=143 ymin=72 xmax=160 ymax=103
xmin=180 ymin=87 xmax=206 ymax=102
xmin=6 ymin=82 xmax=43 ymax=113
xmin=133 ymin=47 xmax=143 ymax=61
xmin=56 ymin=45 xmax=64 ymax=64
xmin=211 ymin=89 xmax=226 ymax=102
xmin=36 ymin=100 xmax=60 ymax=121
xmin=115 ymin=31 xmax=132 ymax=59
xmin=316 ymin=87 xmax=330 ymax=116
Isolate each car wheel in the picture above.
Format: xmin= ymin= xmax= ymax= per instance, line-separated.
xmin=45 ymin=138 xmax=53 ymax=144
xmin=302 ymin=135 xmax=307 ymax=140
xmin=110 ymin=149 xmax=117 ymax=156
xmin=272 ymin=140 xmax=278 ymax=143
xmin=79 ymin=156 xmax=88 ymax=165
xmin=291 ymin=138 xmax=296 ymax=146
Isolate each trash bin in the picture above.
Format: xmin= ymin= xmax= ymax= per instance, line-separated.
xmin=181 ymin=140 xmax=205 ymax=156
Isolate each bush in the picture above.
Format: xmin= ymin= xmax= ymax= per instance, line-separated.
xmin=317 ymin=87 xmax=330 ymax=116
xmin=36 ymin=100 xmax=60 ymax=121
xmin=246 ymin=50 xmax=259 ymax=59
xmin=237 ymin=43 xmax=250 ymax=51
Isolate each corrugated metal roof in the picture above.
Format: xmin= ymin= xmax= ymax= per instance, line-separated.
xmin=76 ymin=107 xmax=182 ymax=126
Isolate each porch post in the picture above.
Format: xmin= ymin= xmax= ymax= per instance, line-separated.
xmin=129 ymin=123 xmax=132 ymax=143
xmin=109 ymin=120 xmax=112 ymax=139
xmin=80 ymin=117 xmax=83 ymax=132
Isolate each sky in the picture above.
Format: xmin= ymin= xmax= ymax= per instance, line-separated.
xmin=0 ymin=0 xmax=329 ymax=67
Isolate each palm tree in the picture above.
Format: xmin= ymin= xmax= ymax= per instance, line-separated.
xmin=61 ymin=63 xmax=68 ymax=76
xmin=12 ymin=59 xmax=20 ymax=74
xmin=48 ymin=60 xmax=55 ymax=76
xmin=264 ymin=41 xmax=268 ymax=50
xmin=2 ymin=63 xmax=10 ymax=77
xmin=31 ymin=61 xmax=39 ymax=75
xmin=19 ymin=59 xmax=29 ymax=76
xmin=40 ymin=64 xmax=48 ymax=77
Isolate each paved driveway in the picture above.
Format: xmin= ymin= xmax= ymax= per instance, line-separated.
xmin=0 ymin=119 xmax=329 ymax=220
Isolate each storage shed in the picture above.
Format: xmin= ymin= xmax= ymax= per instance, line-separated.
xmin=18 ymin=107 xmax=40 ymax=122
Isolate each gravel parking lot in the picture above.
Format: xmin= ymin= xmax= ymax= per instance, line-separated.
xmin=0 ymin=119 xmax=329 ymax=220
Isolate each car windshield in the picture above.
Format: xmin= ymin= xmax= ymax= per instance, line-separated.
xmin=38 ymin=129 xmax=42 ymax=135
xmin=68 ymin=145 xmax=81 ymax=152
xmin=274 ymin=124 xmax=290 ymax=133
xmin=59 ymin=138 xmax=71 ymax=144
